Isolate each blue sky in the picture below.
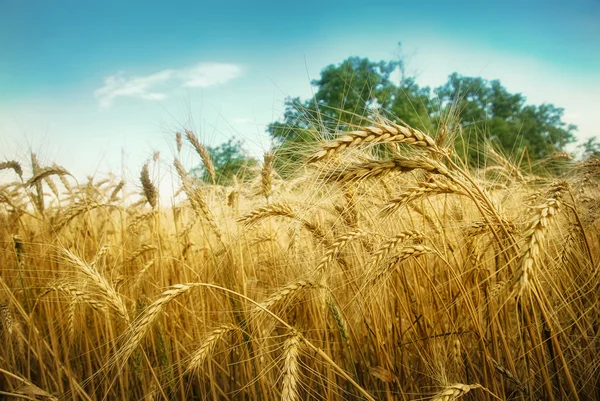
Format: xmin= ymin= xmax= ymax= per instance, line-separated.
xmin=1 ymin=0 xmax=599 ymax=186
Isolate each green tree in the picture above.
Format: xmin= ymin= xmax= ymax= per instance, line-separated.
xmin=579 ymin=137 xmax=600 ymax=159
xmin=268 ymin=57 xmax=577 ymax=171
xmin=191 ymin=138 xmax=257 ymax=185
xmin=435 ymin=73 xmax=577 ymax=162
xmin=268 ymin=57 xmax=429 ymax=175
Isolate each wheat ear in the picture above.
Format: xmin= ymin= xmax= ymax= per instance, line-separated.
xmin=185 ymin=129 xmax=216 ymax=185
xmin=431 ymin=383 xmax=482 ymax=401
xmin=115 ymin=283 xmax=203 ymax=368
xmin=253 ymin=280 xmax=314 ymax=314
xmin=511 ymin=198 xmax=561 ymax=296
xmin=281 ymin=331 xmax=301 ymax=401
xmin=366 ymin=245 xmax=432 ymax=288
xmin=261 ymin=152 xmax=274 ymax=203
xmin=174 ymin=158 xmax=222 ymax=239
xmin=381 ymin=180 xmax=465 ymax=215
xmin=0 ymin=160 xmax=23 ymax=180
xmin=187 ymin=325 xmax=237 ymax=373
xmin=63 ymin=250 xmax=129 ymax=322
xmin=140 ymin=163 xmax=157 ymax=208
xmin=321 ymin=156 xmax=449 ymax=183
xmin=308 ymin=121 xmax=438 ymax=163
xmin=315 ymin=229 xmax=367 ymax=273
xmin=367 ymin=230 xmax=425 ymax=270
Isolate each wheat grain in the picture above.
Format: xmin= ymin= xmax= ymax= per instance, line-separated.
xmin=140 ymin=163 xmax=157 ymax=208
xmin=254 ymin=280 xmax=314 ymax=314
xmin=308 ymin=121 xmax=438 ymax=163
xmin=431 ymin=383 xmax=482 ymax=401
xmin=281 ymin=331 xmax=301 ymax=401
xmin=0 ymin=160 xmax=23 ymax=180
xmin=381 ymin=180 xmax=465 ymax=215
xmin=321 ymin=156 xmax=449 ymax=183
xmin=511 ymin=198 xmax=561 ymax=296
xmin=26 ymin=165 xmax=70 ymax=188
xmin=62 ymin=250 xmax=129 ymax=321
xmin=115 ymin=283 xmax=202 ymax=367
xmin=261 ymin=152 xmax=274 ymax=203
xmin=185 ymin=129 xmax=216 ymax=185
xmin=187 ymin=325 xmax=236 ymax=373
xmin=174 ymin=158 xmax=222 ymax=239
xmin=315 ymin=229 xmax=367 ymax=273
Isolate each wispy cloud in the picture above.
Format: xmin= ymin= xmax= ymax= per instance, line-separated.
xmin=94 ymin=62 xmax=242 ymax=108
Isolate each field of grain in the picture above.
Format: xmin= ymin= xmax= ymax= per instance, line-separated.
xmin=0 ymin=119 xmax=598 ymax=400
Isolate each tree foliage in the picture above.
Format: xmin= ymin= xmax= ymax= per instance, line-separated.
xmin=268 ymin=56 xmax=577 ymax=169
xmin=191 ymin=138 xmax=257 ymax=185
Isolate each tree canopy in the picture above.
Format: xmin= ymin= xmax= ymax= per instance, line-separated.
xmin=190 ymin=138 xmax=257 ymax=185
xmin=268 ymin=56 xmax=577 ymax=169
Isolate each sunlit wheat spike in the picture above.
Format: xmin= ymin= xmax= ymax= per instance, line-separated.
xmin=174 ymin=158 xmax=222 ymax=239
xmin=261 ymin=151 xmax=274 ymax=203
xmin=53 ymin=201 xmax=111 ymax=232
xmin=321 ymin=156 xmax=449 ymax=183
xmin=140 ymin=163 xmax=157 ymax=208
xmin=0 ymin=160 xmax=23 ymax=180
xmin=125 ymin=244 xmax=157 ymax=263
xmin=109 ymin=180 xmax=125 ymax=202
xmin=511 ymin=198 xmax=561 ymax=297
xmin=187 ymin=325 xmax=237 ymax=373
xmin=315 ymin=229 xmax=367 ymax=273
xmin=367 ymin=245 xmax=432 ymax=288
xmin=253 ymin=280 xmax=314 ymax=314
xmin=26 ymin=164 xmax=70 ymax=188
xmin=237 ymin=202 xmax=296 ymax=226
xmin=0 ymin=302 xmax=14 ymax=340
xmin=114 ymin=283 xmax=203 ymax=368
xmin=39 ymin=282 xmax=108 ymax=313
xmin=367 ymin=230 xmax=425 ymax=270
xmin=281 ymin=331 xmax=302 ymax=401
xmin=176 ymin=131 xmax=183 ymax=154
xmin=380 ymin=179 xmax=465 ymax=215
xmin=487 ymin=355 xmax=528 ymax=394
xmin=431 ymin=383 xmax=482 ymax=401
xmin=308 ymin=121 xmax=438 ymax=163
xmin=185 ymin=129 xmax=216 ymax=185
xmin=62 ymin=249 xmax=129 ymax=322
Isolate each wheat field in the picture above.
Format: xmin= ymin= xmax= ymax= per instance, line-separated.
xmin=0 ymin=119 xmax=598 ymax=400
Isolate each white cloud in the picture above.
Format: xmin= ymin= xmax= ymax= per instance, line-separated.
xmin=94 ymin=62 xmax=242 ymax=109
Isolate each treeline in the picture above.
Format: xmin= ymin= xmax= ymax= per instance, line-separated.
xmin=199 ymin=55 xmax=590 ymax=182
